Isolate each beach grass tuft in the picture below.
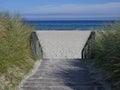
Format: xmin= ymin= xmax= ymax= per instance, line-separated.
xmin=0 ymin=12 xmax=36 ymax=90
xmin=92 ymin=21 xmax=120 ymax=90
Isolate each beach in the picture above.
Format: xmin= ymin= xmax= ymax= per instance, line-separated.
xmin=36 ymin=30 xmax=91 ymax=59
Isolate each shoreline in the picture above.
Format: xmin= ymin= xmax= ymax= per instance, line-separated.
xmin=35 ymin=29 xmax=94 ymax=31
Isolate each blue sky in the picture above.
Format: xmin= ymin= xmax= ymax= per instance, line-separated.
xmin=0 ymin=0 xmax=120 ymax=20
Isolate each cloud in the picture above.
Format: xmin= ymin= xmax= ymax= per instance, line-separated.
xmin=21 ymin=2 xmax=120 ymax=20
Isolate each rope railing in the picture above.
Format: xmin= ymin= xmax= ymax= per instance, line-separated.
xmin=81 ymin=31 xmax=95 ymax=59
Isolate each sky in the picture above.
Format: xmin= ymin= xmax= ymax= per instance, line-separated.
xmin=0 ymin=0 xmax=120 ymax=20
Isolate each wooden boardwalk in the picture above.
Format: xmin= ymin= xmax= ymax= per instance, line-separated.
xmin=20 ymin=31 xmax=104 ymax=90
xmin=20 ymin=59 xmax=103 ymax=90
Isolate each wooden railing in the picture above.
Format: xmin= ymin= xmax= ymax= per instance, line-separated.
xmin=31 ymin=32 xmax=43 ymax=59
xmin=81 ymin=31 xmax=95 ymax=59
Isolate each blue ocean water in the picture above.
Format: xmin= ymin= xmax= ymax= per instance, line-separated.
xmin=25 ymin=20 xmax=114 ymax=30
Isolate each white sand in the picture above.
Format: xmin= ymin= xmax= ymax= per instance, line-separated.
xmin=36 ymin=30 xmax=91 ymax=59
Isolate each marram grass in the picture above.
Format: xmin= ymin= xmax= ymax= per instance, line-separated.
xmin=0 ymin=13 xmax=36 ymax=90
xmin=92 ymin=21 xmax=120 ymax=90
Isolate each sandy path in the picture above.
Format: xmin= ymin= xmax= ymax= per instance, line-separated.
xmin=36 ymin=30 xmax=91 ymax=59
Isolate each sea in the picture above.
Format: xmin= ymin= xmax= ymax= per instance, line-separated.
xmin=25 ymin=20 xmax=114 ymax=30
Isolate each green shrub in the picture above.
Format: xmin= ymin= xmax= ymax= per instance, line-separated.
xmin=0 ymin=12 xmax=36 ymax=90
xmin=92 ymin=21 xmax=120 ymax=90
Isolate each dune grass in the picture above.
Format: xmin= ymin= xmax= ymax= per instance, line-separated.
xmin=0 ymin=12 xmax=37 ymax=90
xmin=92 ymin=21 xmax=120 ymax=90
